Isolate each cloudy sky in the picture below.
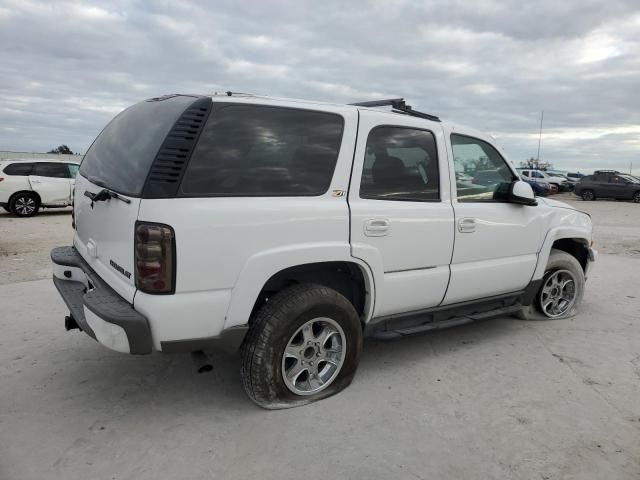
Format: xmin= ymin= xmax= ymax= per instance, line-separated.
xmin=1 ymin=0 xmax=639 ymax=172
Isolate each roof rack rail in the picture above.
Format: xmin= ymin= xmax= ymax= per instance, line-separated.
xmin=349 ymin=98 xmax=441 ymax=122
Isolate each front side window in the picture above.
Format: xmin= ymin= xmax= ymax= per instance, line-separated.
xmin=451 ymin=134 xmax=515 ymax=202
xmin=181 ymin=105 xmax=344 ymax=196
xmin=360 ymin=126 xmax=439 ymax=201
xmin=33 ymin=162 xmax=70 ymax=178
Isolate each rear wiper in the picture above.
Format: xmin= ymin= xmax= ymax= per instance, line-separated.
xmin=84 ymin=188 xmax=131 ymax=208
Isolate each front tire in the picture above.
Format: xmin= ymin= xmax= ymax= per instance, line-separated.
xmin=240 ymin=283 xmax=363 ymax=409
xmin=515 ymin=249 xmax=585 ymax=320
xmin=633 ymin=191 xmax=640 ymax=203
xmin=10 ymin=192 xmax=39 ymax=217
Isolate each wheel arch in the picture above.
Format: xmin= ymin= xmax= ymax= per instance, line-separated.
xmin=533 ymin=225 xmax=592 ymax=280
xmin=223 ymin=246 xmax=376 ymax=331
xmin=9 ymin=189 xmax=41 ymax=206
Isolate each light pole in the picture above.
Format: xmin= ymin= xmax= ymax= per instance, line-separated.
xmin=536 ymin=110 xmax=544 ymax=167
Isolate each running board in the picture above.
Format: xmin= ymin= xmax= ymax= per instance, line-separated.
xmin=371 ymin=304 xmax=523 ymax=339
xmin=363 ymin=282 xmax=545 ymax=340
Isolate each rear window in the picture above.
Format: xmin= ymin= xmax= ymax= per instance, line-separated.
xmin=79 ymin=95 xmax=198 ymax=196
xmin=3 ymin=162 xmax=34 ymax=175
xmin=181 ymin=105 xmax=344 ymax=196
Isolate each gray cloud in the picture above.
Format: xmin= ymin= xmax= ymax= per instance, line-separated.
xmin=1 ymin=0 xmax=639 ymax=172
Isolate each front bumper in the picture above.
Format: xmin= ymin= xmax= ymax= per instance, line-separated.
xmin=585 ymin=246 xmax=597 ymax=279
xmin=51 ymin=246 xmax=152 ymax=354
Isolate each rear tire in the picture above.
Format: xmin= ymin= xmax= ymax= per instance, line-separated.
xmin=581 ymin=189 xmax=595 ymax=201
xmin=633 ymin=191 xmax=640 ymax=203
xmin=514 ymin=249 xmax=585 ymax=320
xmin=240 ymin=283 xmax=363 ymax=409
xmin=10 ymin=192 xmax=39 ymax=217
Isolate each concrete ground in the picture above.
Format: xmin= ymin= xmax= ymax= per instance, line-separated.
xmin=1 ymin=196 xmax=639 ymax=479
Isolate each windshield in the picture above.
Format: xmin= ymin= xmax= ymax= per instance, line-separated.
xmin=620 ymin=174 xmax=640 ymax=184
xmin=79 ymin=95 xmax=198 ymax=196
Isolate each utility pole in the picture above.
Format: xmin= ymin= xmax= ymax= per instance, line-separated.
xmin=536 ymin=110 xmax=544 ymax=168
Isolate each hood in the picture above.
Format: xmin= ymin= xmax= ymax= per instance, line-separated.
xmin=539 ymin=197 xmax=591 ymax=218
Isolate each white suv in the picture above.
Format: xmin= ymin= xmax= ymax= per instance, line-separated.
xmin=518 ymin=168 xmax=572 ymax=192
xmin=51 ymin=94 xmax=596 ymax=408
xmin=0 ymin=159 xmax=80 ymax=216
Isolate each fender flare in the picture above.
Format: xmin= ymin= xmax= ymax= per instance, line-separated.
xmin=223 ymin=242 xmax=378 ymax=329
xmin=532 ymin=225 xmax=591 ymax=280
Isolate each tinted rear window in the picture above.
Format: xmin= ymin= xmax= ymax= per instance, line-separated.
xmin=79 ymin=95 xmax=197 ymax=196
xmin=3 ymin=162 xmax=34 ymax=175
xmin=181 ymin=105 xmax=344 ymax=196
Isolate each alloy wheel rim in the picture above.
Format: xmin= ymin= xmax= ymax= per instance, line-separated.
xmin=281 ymin=317 xmax=346 ymax=396
xmin=583 ymin=191 xmax=593 ymax=200
xmin=539 ymin=269 xmax=577 ymax=318
xmin=15 ymin=197 xmax=35 ymax=215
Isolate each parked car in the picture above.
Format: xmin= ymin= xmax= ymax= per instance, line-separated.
xmin=567 ymin=172 xmax=584 ymax=180
xmin=521 ymin=177 xmax=551 ymax=196
xmin=574 ymin=171 xmax=640 ymax=202
xmin=51 ymin=94 xmax=596 ymax=408
xmin=547 ymin=170 xmax=579 ymax=187
xmin=517 ymin=168 xmax=573 ymax=192
xmin=0 ymin=159 xmax=80 ymax=216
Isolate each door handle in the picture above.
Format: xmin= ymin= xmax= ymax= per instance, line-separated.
xmin=365 ymin=219 xmax=390 ymax=237
xmin=458 ymin=217 xmax=476 ymax=233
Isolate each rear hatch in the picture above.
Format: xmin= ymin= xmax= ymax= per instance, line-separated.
xmin=73 ymin=95 xmax=203 ymax=303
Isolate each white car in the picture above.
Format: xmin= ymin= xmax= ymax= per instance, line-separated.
xmin=0 ymin=159 xmax=80 ymax=216
xmin=518 ymin=168 xmax=572 ymax=192
xmin=51 ymin=94 xmax=596 ymax=408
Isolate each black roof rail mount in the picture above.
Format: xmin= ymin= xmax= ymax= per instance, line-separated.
xmin=349 ymin=98 xmax=440 ymax=122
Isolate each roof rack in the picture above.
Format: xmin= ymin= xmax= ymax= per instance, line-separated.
xmin=349 ymin=98 xmax=440 ymax=122
xmin=593 ymin=169 xmax=620 ymax=174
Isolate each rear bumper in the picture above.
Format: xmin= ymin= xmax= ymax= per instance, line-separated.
xmin=51 ymin=246 xmax=152 ymax=354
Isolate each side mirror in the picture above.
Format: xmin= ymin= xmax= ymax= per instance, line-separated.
xmin=510 ymin=180 xmax=537 ymax=206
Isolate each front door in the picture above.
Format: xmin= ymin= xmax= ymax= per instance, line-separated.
xmin=444 ymin=132 xmax=543 ymax=304
xmin=30 ymin=162 xmax=72 ymax=205
xmin=349 ymin=110 xmax=454 ymax=317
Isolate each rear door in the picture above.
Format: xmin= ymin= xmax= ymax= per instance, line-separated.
xmin=444 ymin=131 xmax=542 ymax=304
xmin=349 ymin=110 xmax=454 ymax=317
xmin=73 ymin=94 xmax=200 ymax=302
xmin=30 ymin=162 xmax=71 ymax=205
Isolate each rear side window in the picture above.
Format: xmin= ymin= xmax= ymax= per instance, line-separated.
xmin=80 ymin=95 xmax=198 ymax=196
xmin=181 ymin=105 xmax=344 ymax=196
xmin=3 ymin=162 xmax=33 ymax=175
xmin=33 ymin=162 xmax=70 ymax=178
xmin=359 ymin=126 xmax=439 ymax=201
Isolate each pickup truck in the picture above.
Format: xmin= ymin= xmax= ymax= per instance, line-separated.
xmin=51 ymin=94 xmax=596 ymax=408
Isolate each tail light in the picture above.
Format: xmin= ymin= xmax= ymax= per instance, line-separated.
xmin=135 ymin=222 xmax=175 ymax=294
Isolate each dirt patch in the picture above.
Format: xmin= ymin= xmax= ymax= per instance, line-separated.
xmin=0 ymin=208 xmax=73 ymax=285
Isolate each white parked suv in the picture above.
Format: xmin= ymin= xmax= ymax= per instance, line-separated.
xmin=517 ymin=168 xmax=573 ymax=192
xmin=0 ymin=159 xmax=80 ymax=216
xmin=51 ymin=94 xmax=596 ymax=408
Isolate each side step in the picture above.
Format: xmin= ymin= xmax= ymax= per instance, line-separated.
xmin=371 ymin=304 xmax=523 ymax=340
